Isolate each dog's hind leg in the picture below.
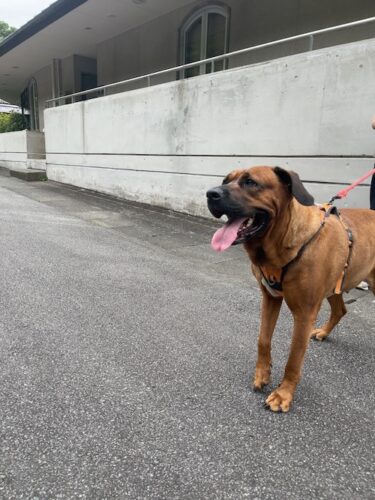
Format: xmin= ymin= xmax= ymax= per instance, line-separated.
xmin=253 ymin=288 xmax=283 ymax=391
xmin=310 ymin=294 xmax=347 ymax=341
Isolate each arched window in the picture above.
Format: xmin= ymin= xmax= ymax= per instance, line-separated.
xmin=180 ymin=4 xmax=230 ymax=78
xmin=28 ymin=78 xmax=39 ymax=130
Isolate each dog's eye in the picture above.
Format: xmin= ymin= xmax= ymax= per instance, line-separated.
xmin=244 ymin=177 xmax=258 ymax=187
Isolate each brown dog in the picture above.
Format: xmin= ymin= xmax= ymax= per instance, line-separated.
xmin=207 ymin=166 xmax=375 ymax=412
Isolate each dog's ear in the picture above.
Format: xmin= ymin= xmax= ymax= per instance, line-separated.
xmin=273 ymin=167 xmax=315 ymax=206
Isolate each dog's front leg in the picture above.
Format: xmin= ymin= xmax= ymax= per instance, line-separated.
xmin=253 ymin=287 xmax=283 ymax=391
xmin=265 ymin=308 xmax=318 ymax=413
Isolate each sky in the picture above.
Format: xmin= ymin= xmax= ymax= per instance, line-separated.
xmin=0 ymin=0 xmax=54 ymax=28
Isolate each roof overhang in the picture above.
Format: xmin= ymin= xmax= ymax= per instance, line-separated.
xmin=0 ymin=0 xmax=194 ymax=103
xmin=0 ymin=0 xmax=89 ymax=58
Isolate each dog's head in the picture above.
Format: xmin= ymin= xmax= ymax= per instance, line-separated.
xmin=206 ymin=166 xmax=314 ymax=251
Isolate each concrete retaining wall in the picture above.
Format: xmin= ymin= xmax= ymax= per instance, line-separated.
xmin=45 ymin=39 xmax=375 ymax=217
xmin=0 ymin=130 xmax=27 ymax=169
xmin=0 ymin=130 xmax=46 ymax=170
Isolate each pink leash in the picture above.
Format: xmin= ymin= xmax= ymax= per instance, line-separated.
xmin=329 ymin=167 xmax=375 ymax=204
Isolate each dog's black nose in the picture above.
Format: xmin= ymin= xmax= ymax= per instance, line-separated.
xmin=206 ymin=187 xmax=224 ymax=201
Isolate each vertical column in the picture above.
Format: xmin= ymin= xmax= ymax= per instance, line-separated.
xmin=51 ymin=59 xmax=63 ymax=106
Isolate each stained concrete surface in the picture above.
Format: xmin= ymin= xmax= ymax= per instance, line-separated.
xmin=0 ymin=176 xmax=374 ymax=499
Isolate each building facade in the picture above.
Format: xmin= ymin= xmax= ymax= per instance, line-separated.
xmin=0 ymin=0 xmax=374 ymax=215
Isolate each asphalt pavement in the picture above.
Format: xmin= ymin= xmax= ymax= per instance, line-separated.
xmin=0 ymin=174 xmax=374 ymax=499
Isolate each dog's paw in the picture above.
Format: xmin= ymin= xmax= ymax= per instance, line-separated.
xmin=253 ymin=368 xmax=270 ymax=392
xmin=310 ymin=328 xmax=328 ymax=341
xmin=265 ymin=388 xmax=293 ymax=413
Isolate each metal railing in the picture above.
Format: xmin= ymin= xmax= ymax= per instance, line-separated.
xmin=46 ymin=16 xmax=375 ymax=107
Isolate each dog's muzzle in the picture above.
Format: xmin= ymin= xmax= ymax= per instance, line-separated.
xmin=206 ymin=185 xmax=271 ymax=250
xmin=206 ymin=186 xmax=243 ymax=219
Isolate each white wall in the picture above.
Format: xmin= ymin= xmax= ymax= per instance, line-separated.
xmin=0 ymin=131 xmax=46 ymax=170
xmin=26 ymin=131 xmax=45 ymax=160
xmin=45 ymin=39 xmax=375 ymax=217
xmin=0 ymin=131 xmax=27 ymax=169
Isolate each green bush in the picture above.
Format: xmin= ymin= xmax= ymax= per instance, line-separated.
xmin=0 ymin=21 xmax=16 ymax=41
xmin=0 ymin=112 xmax=27 ymax=133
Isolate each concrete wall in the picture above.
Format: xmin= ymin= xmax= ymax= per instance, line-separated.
xmin=0 ymin=131 xmax=27 ymax=169
xmin=45 ymin=39 xmax=375 ymax=217
xmin=26 ymin=131 xmax=46 ymax=161
xmin=0 ymin=131 xmax=46 ymax=170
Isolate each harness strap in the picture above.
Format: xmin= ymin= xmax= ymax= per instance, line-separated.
xmin=259 ymin=204 xmax=353 ymax=297
xmin=333 ymin=218 xmax=354 ymax=294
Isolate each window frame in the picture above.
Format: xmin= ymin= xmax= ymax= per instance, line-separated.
xmin=179 ymin=3 xmax=230 ymax=78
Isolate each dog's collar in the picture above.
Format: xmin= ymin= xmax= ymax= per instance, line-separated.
xmin=259 ymin=204 xmax=352 ymax=297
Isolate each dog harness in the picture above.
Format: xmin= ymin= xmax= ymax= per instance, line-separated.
xmin=259 ymin=204 xmax=354 ymax=298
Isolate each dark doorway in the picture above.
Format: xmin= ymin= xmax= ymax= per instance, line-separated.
xmin=80 ymin=72 xmax=98 ymax=100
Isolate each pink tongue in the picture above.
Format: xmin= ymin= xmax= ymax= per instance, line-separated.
xmin=211 ymin=217 xmax=248 ymax=252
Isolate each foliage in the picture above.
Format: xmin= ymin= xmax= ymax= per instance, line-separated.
xmin=0 ymin=112 xmax=26 ymax=133
xmin=0 ymin=20 xmax=16 ymax=41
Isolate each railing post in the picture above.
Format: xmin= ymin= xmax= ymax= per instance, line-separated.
xmin=308 ymin=35 xmax=314 ymax=51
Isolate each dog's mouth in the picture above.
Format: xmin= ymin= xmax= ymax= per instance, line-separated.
xmin=211 ymin=210 xmax=270 ymax=252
